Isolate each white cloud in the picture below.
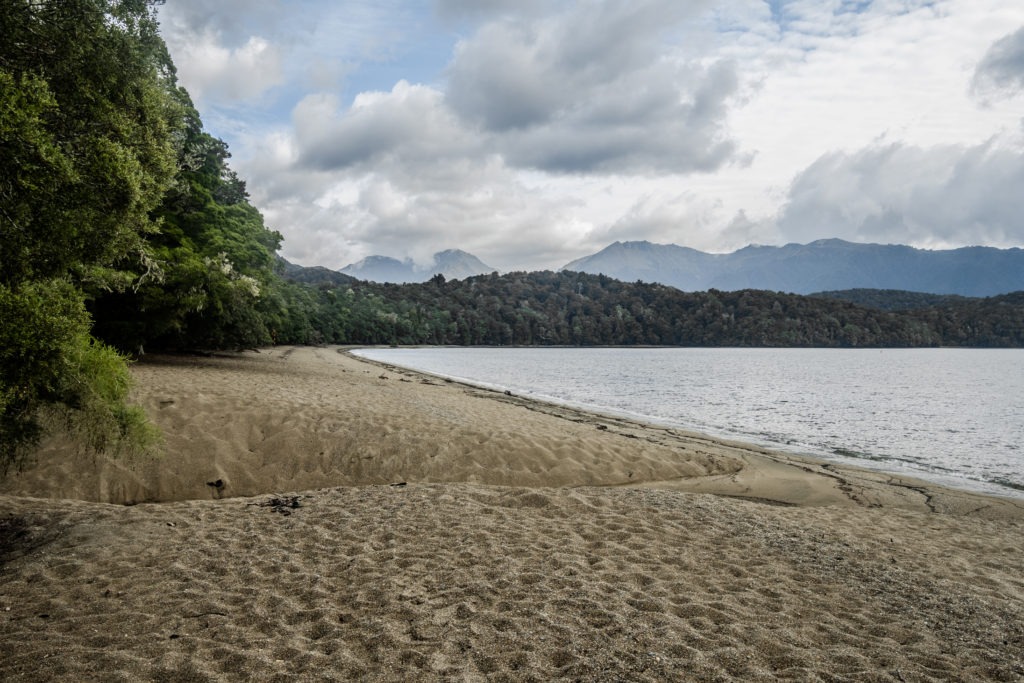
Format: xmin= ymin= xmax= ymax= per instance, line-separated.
xmin=776 ymin=135 xmax=1024 ymax=248
xmin=292 ymin=81 xmax=477 ymax=171
xmin=156 ymin=1 xmax=291 ymax=107
xmin=157 ymin=0 xmax=1024 ymax=273
xmin=271 ymin=153 xmax=587 ymax=271
xmin=583 ymin=191 xmax=725 ymax=249
xmin=170 ymin=31 xmax=284 ymax=105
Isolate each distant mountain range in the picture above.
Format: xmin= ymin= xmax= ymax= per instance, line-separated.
xmin=561 ymin=239 xmax=1024 ymax=296
xmin=281 ymin=239 xmax=1024 ymax=295
xmin=278 ymin=257 xmax=356 ymax=287
xmin=339 ymin=249 xmax=494 ymax=283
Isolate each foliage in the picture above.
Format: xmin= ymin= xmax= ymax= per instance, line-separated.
xmin=909 ymin=291 xmax=1024 ymax=347
xmin=1 ymin=0 xmax=176 ymax=470
xmin=61 ymin=335 xmax=160 ymax=457
xmin=281 ymin=270 xmax=1024 ymax=348
xmin=89 ymin=90 xmax=285 ymax=352
xmin=0 ymin=0 xmax=178 ymax=286
xmin=0 ymin=280 xmax=157 ymax=472
xmin=811 ymin=289 xmax=972 ymax=312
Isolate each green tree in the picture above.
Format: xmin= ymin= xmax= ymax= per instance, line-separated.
xmin=89 ymin=90 xmax=286 ymax=352
xmin=1 ymin=0 xmax=176 ymax=470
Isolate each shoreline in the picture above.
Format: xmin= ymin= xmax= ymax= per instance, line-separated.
xmin=2 ymin=345 xmax=1023 ymax=680
xmin=1 ymin=345 xmax=1021 ymax=518
xmin=351 ymin=345 xmax=1024 ymax=504
xmin=348 ymin=346 xmax=1024 ymax=517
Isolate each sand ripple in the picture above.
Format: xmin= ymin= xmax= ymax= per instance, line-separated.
xmin=1 ymin=347 xmax=1022 ymax=680
xmin=2 ymin=485 xmax=1023 ymax=681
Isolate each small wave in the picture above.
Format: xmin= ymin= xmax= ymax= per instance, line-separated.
xmin=832 ymin=447 xmax=886 ymax=462
xmin=989 ymin=477 xmax=1024 ymax=492
xmin=829 ymin=448 xmax=958 ymax=473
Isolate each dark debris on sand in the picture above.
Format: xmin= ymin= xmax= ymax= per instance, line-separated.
xmin=250 ymin=495 xmax=306 ymax=515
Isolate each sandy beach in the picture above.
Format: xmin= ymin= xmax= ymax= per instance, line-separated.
xmin=2 ymin=346 xmax=1022 ymax=681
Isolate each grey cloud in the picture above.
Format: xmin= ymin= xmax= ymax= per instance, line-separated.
xmin=777 ymin=140 xmax=1024 ymax=247
xmin=555 ymin=0 xmax=697 ymax=72
xmin=446 ymin=12 xmax=693 ymax=131
xmin=445 ymin=22 xmax=560 ymax=130
xmin=293 ymin=83 xmax=477 ymax=171
xmin=434 ymin=0 xmax=549 ymax=23
xmin=499 ymin=60 xmax=738 ymax=173
xmin=972 ymin=27 xmax=1024 ymax=98
xmin=158 ymin=0 xmax=295 ymax=47
xmin=501 ymin=113 xmax=735 ymax=175
xmin=444 ymin=0 xmax=736 ymax=174
xmin=269 ymin=0 xmax=738 ymax=183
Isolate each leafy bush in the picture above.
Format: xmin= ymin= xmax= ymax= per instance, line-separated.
xmin=1 ymin=0 xmax=175 ymax=473
xmin=0 ymin=280 xmax=157 ymax=472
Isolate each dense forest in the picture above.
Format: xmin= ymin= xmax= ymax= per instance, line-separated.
xmin=810 ymin=289 xmax=972 ymax=311
xmin=274 ymin=269 xmax=1024 ymax=349
xmin=2 ymin=1 xmax=1023 ymax=470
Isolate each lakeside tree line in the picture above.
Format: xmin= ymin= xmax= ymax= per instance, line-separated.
xmin=271 ymin=271 xmax=1024 ymax=349
xmin=3 ymin=0 xmax=1023 ymax=469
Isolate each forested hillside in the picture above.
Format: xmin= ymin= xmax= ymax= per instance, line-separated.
xmin=811 ymin=289 xmax=972 ymax=311
xmin=279 ymin=270 xmax=1024 ymax=348
xmin=3 ymin=1 xmax=1023 ymax=472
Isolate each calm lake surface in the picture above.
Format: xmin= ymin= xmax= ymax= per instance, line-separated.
xmin=352 ymin=347 xmax=1024 ymax=499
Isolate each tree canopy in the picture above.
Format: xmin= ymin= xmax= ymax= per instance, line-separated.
xmin=88 ymin=88 xmax=285 ymax=352
xmin=1 ymin=0 xmax=179 ymax=469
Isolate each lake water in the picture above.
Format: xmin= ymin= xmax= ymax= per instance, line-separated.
xmin=352 ymin=347 xmax=1024 ymax=499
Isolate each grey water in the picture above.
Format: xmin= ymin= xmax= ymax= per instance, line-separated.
xmin=352 ymin=347 xmax=1024 ymax=499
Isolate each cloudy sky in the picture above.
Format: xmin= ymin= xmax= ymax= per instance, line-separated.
xmin=156 ymin=0 xmax=1024 ymax=271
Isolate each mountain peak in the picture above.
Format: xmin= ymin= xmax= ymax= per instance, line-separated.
xmin=561 ymin=240 xmax=1024 ymax=296
xmin=340 ymin=249 xmax=494 ymax=283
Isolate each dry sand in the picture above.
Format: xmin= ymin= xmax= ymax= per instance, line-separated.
xmin=1 ymin=346 xmax=1022 ymax=681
